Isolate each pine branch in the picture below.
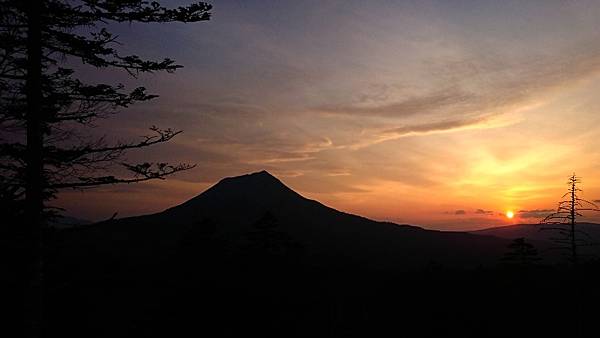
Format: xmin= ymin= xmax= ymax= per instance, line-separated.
xmin=49 ymin=162 xmax=195 ymax=189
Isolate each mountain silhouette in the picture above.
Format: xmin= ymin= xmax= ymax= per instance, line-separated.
xmin=46 ymin=171 xmax=599 ymax=338
xmin=59 ymin=170 xmax=509 ymax=269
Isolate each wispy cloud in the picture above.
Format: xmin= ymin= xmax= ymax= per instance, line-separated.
xmin=317 ymin=87 xmax=475 ymax=118
xmin=446 ymin=209 xmax=497 ymax=216
xmin=475 ymin=209 xmax=494 ymax=215
xmin=518 ymin=209 xmax=555 ymax=219
xmin=345 ymin=113 xmax=515 ymax=150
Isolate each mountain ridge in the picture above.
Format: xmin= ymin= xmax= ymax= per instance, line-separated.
xmin=57 ymin=170 xmax=515 ymax=270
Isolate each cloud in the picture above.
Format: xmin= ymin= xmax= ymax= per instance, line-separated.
xmin=317 ymin=87 xmax=475 ymax=118
xmin=382 ymin=116 xmax=491 ymax=137
xmin=346 ymin=113 xmax=513 ymax=150
xmin=326 ymin=169 xmax=352 ymax=177
xmin=518 ymin=209 xmax=555 ymax=218
xmin=445 ymin=209 xmax=495 ymax=216
xmin=317 ymin=46 xmax=600 ymax=152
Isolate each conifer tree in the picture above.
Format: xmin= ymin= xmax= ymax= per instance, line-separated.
xmin=0 ymin=1 xmax=212 ymax=336
xmin=502 ymin=237 xmax=540 ymax=266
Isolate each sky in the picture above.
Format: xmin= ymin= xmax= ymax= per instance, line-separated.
xmin=57 ymin=0 xmax=600 ymax=230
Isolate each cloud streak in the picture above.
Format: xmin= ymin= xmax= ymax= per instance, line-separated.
xmin=475 ymin=209 xmax=494 ymax=215
xmin=317 ymin=87 xmax=475 ymax=118
xmin=518 ymin=209 xmax=555 ymax=219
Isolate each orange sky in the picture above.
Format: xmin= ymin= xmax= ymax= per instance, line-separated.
xmin=56 ymin=1 xmax=600 ymax=230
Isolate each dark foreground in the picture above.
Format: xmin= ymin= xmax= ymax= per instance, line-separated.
xmin=6 ymin=172 xmax=600 ymax=337
xmin=6 ymin=227 xmax=600 ymax=338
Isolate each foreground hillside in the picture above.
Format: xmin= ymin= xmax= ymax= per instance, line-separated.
xmin=57 ymin=171 xmax=509 ymax=270
xmin=24 ymin=171 xmax=600 ymax=337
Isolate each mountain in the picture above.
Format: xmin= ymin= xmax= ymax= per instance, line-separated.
xmin=45 ymin=171 xmax=595 ymax=337
xmin=57 ymin=170 xmax=510 ymax=270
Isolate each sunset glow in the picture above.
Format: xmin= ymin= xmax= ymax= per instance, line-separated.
xmin=11 ymin=2 xmax=600 ymax=336
xmin=54 ymin=0 xmax=600 ymax=230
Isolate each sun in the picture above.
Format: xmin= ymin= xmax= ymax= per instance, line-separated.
xmin=506 ymin=210 xmax=515 ymax=219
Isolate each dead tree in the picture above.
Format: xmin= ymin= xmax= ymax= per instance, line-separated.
xmin=540 ymin=174 xmax=600 ymax=264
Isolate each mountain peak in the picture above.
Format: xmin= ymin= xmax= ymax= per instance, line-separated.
xmin=219 ymin=170 xmax=280 ymax=185
xmin=247 ymin=170 xmax=275 ymax=178
xmin=178 ymin=170 xmax=299 ymax=208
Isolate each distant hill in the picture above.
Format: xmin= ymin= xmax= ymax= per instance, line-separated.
xmin=471 ymin=222 xmax=600 ymax=257
xmin=59 ymin=170 xmax=512 ymax=269
xmin=472 ymin=222 xmax=600 ymax=241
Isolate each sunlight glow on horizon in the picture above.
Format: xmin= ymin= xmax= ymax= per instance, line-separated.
xmin=54 ymin=0 xmax=600 ymax=231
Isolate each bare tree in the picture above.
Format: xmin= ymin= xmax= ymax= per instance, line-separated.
xmin=540 ymin=174 xmax=600 ymax=264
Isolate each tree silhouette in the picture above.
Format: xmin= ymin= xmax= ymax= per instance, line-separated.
xmin=0 ymin=1 xmax=211 ymax=336
xmin=541 ymin=174 xmax=600 ymax=264
xmin=243 ymin=211 xmax=304 ymax=268
xmin=502 ymin=237 xmax=540 ymax=266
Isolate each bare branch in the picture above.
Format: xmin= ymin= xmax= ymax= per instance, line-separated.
xmin=49 ymin=162 xmax=196 ymax=189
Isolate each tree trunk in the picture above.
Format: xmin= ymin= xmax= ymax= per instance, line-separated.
xmin=25 ymin=0 xmax=44 ymax=337
xmin=570 ymin=178 xmax=577 ymax=265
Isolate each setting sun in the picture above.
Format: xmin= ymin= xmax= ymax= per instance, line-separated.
xmin=506 ymin=211 xmax=515 ymax=219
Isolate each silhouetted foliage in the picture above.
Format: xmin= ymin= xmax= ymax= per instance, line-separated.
xmin=541 ymin=174 xmax=600 ymax=264
xmin=0 ymin=1 xmax=211 ymax=335
xmin=1 ymin=0 xmax=211 ymax=220
xmin=243 ymin=211 xmax=304 ymax=267
xmin=502 ymin=237 xmax=540 ymax=266
xmin=37 ymin=171 xmax=600 ymax=337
